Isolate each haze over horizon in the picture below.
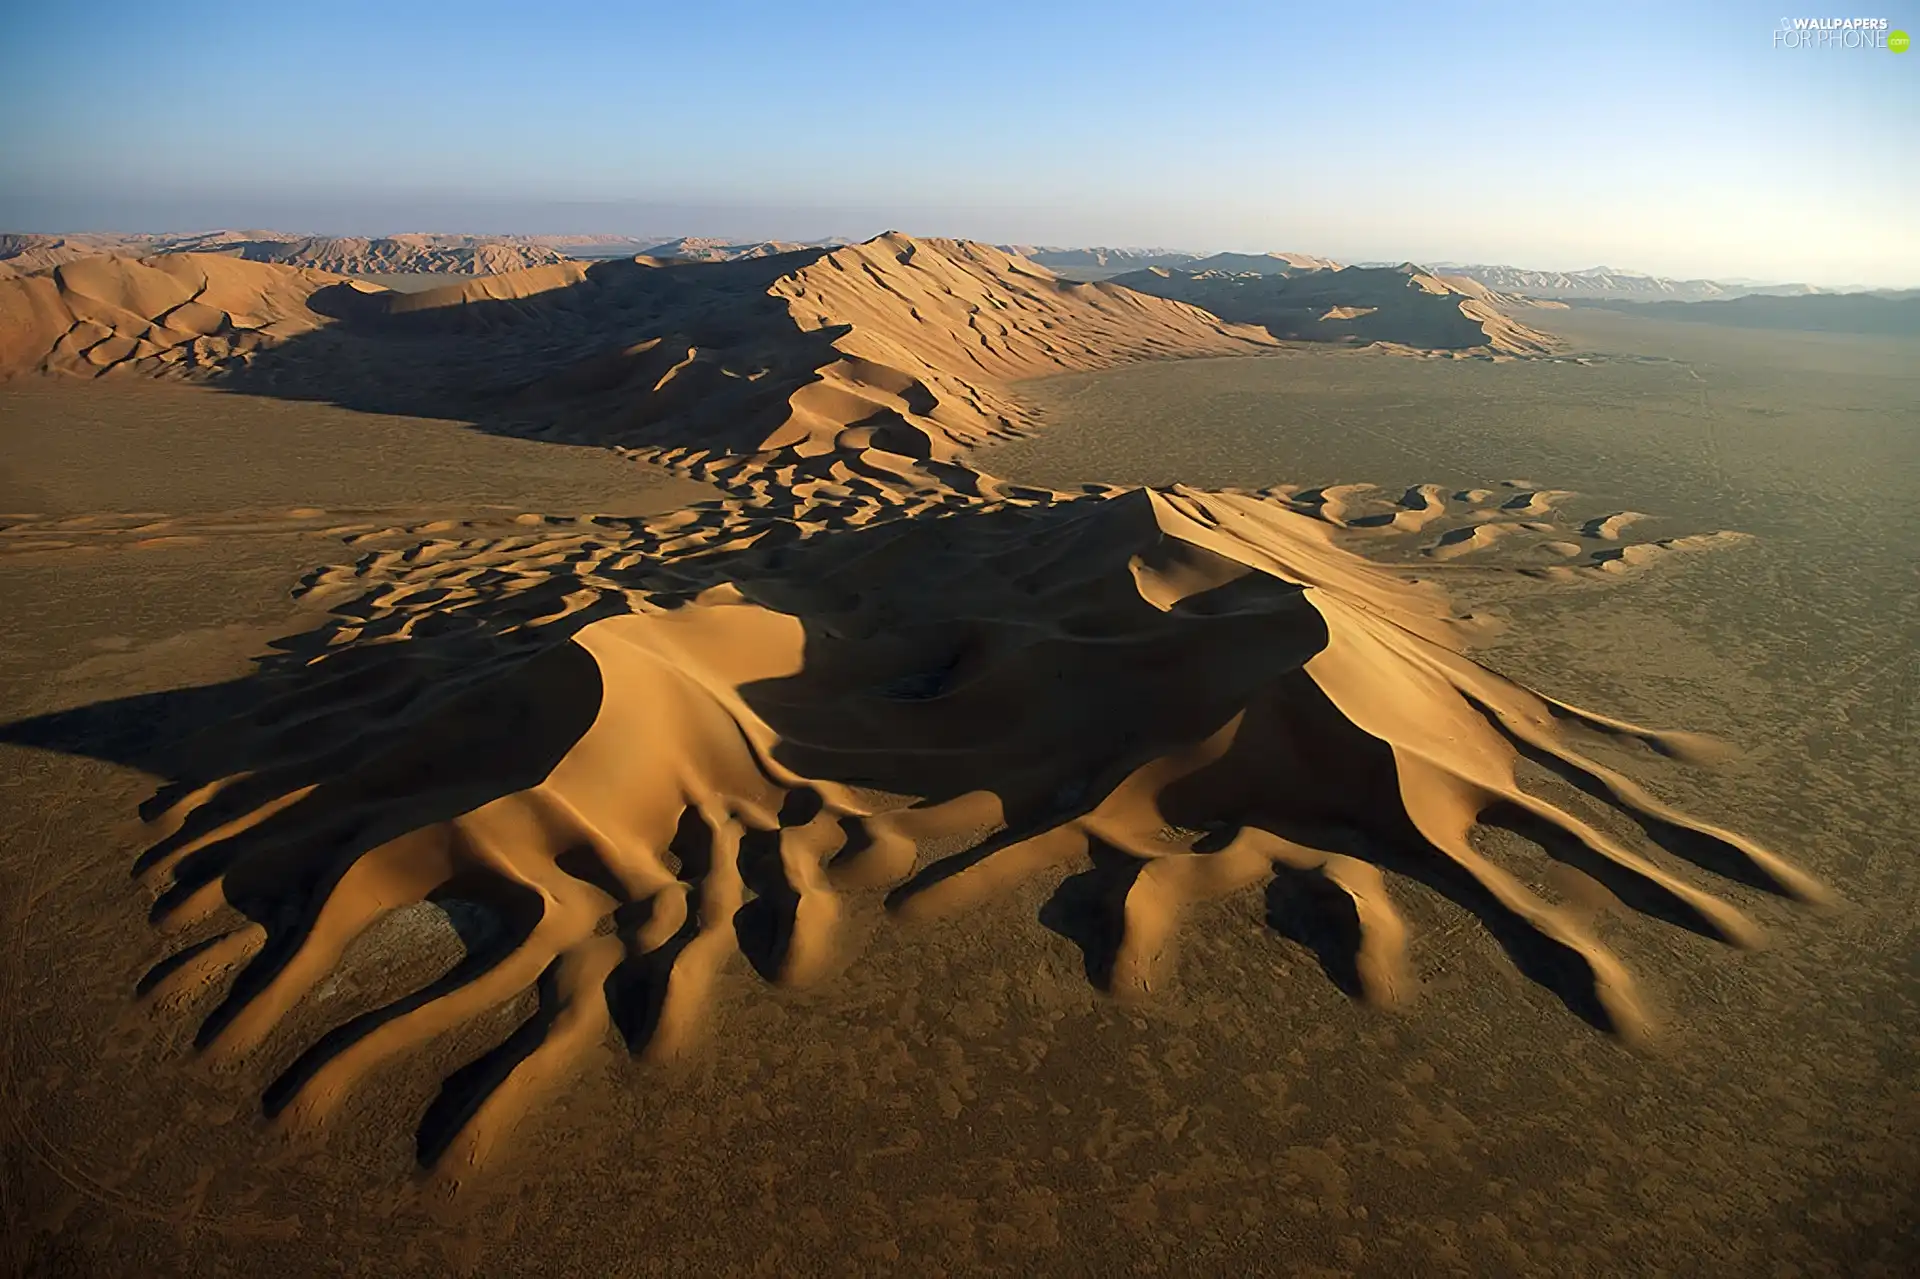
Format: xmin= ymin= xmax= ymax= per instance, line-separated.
xmin=4 ymin=0 xmax=1915 ymax=288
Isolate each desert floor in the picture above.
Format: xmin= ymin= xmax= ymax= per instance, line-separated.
xmin=2 ymin=309 xmax=1914 ymax=1277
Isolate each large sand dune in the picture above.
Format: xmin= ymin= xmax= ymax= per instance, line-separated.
xmin=0 ymin=235 xmax=1820 ymax=1185
xmin=2 ymin=237 xmax=1275 ymax=464
xmin=1112 ymin=263 xmax=1558 ymax=355
xmin=124 ymin=471 xmax=1820 ymax=1173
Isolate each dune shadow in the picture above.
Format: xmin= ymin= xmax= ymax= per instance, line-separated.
xmin=1037 ymin=845 xmax=1146 ymax=992
xmin=1265 ymin=862 xmax=1371 ymax=1001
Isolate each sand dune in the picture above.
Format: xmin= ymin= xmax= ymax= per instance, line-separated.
xmin=0 ymin=233 xmax=1820 ymax=1179
xmin=0 ymin=236 xmax=1273 ymax=465
xmin=1111 ymin=263 xmax=1559 ymax=356
xmin=0 ymin=253 xmax=361 ymax=380
xmin=215 ymin=234 xmax=577 ymax=275
xmin=1184 ymin=250 xmax=1343 ymax=274
xmin=0 ymin=230 xmax=577 ymax=278
xmin=1000 ymin=246 xmax=1202 ymax=275
xmin=1226 ymin=481 xmax=1741 ymax=580
xmin=641 ymin=237 xmax=843 ymax=261
xmin=0 ymin=231 xmax=162 ymax=274
xmin=130 ymin=472 xmax=1818 ymax=1176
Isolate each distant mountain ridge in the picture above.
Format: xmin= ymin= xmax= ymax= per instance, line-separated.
xmin=1003 ymin=246 xmax=1866 ymax=302
xmin=1565 ymin=292 xmax=1920 ymax=337
xmin=1431 ymin=263 xmax=1828 ymax=302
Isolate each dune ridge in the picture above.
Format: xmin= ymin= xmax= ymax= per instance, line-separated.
xmin=0 ymin=234 xmax=1818 ymax=1179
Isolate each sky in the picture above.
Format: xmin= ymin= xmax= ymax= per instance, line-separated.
xmin=2 ymin=0 xmax=1915 ymax=286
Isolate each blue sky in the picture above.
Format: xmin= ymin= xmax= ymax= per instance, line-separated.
xmin=3 ymin=1 xmax=1914 ymax=284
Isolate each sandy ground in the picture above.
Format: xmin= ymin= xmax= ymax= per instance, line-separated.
xmin=0 ymin=259 xmax=1912 ymax=1278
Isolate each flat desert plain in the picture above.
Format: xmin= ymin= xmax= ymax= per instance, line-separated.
xmin=0 ymin=249 xmax=1912 ymax=1278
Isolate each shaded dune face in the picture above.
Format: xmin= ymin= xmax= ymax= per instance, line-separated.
xmin=132 ymin=488 xmax=1823 ymax=1176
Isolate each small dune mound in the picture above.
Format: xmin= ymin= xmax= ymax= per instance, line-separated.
xmin=1260 ymin=482 xmax=1749 ymax=580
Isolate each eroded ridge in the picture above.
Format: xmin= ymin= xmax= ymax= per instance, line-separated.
xmin=134 ymin=483 xmax=1824 ymax=1177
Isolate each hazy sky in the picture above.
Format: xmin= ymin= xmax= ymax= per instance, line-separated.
xmin=3 ymin=0 xmax=1915 ymax=285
